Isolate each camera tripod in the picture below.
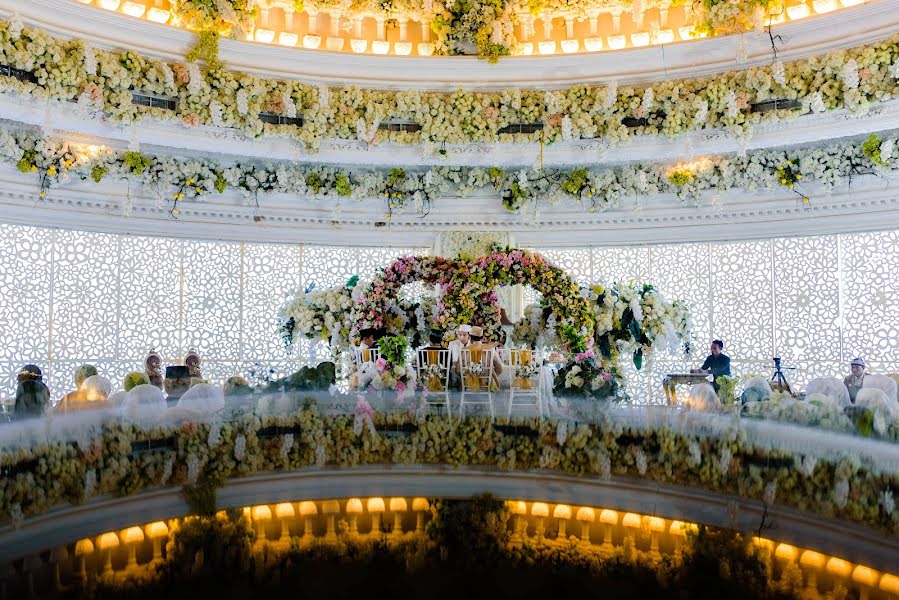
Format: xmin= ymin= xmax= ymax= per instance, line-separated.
xmin=770 ymin=357 xmax=794 ymax=394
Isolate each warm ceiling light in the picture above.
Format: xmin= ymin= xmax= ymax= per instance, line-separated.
xmin=254 ymin=28 xmax=275 ymax=43
xmin=394 ymin=41 xmax=412 ymax=55
xmin=584 ymin=37 xmax=602 ymax=51
xmin=326 ymin=37 xmax=344 ymax=51
xmin=372 ymin=40 xmax=390 ymax=54
xmin=560 ymin=39 xmax=579 ymax=53
xmin=147 ymin=7 xmax=170 ymax=22
xmin=812 ymin=0 xmax=837 ymax=10
xmin=302 ymin=34 xmax=322 ymax=49
xmin=518 ymin=42 xmax=533 ymax=55
xmin=278 ymin=32 xmax=298 ymax=46
xmin=786 ymin=1 xmax=811 ymax=18
xmin=417 ymin=42 xmax=434 ymax=56
xmin=631 ymin=32 xmax=650 ymax=47
xmin=538 ymin=41 xmax=556 ymax=54
xmin=98 ymin=0 xmax=121 ymax=9
xmin=121 ymin=1 xmax=145 ymax=16
xmin=607 ymin=34 xmax=626 ymax=49
xmin=655 ymin=29 xmax=674 ymax=44
xmin=350 ymin=39 xmax=368 ymax=53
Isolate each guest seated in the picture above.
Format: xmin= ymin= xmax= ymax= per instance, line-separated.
xmin=57 ymin=364 xmax=99 ymax=409
xmin=843 ymin=357 xmax=867 ymax=403
xmin=448 ymin=324 xmax=472 ymax=363
xmin=357 ymin=328 xmax=382 ymax=362
xmin=467 ymin=326 xmax=504 ymax=386
xmin=56 ymin=374 xmax=113 ymax=413
xmin=691 ymin=340 xmax=731 ymax=391
xmin=14 ymin=365 xmax=49 ymax=419
xmin=121 ymin=384 xmax=167 ymax=420
xmin=223 ymin=375 xmax=253 ymax=397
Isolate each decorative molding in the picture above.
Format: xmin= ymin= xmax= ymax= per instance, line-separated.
xmin=1 ymin=467 xmax=897 ymax=572
xmin=8 ymin=93 xmax=899 ymax=170
xmin=0 ymin=163 xmax=898 ymax=246
xmin=3 ymin=0 xmax=899 ymax=89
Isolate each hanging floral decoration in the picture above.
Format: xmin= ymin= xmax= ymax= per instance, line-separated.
xmin=2 ymin=20 xmax=899 ymax=150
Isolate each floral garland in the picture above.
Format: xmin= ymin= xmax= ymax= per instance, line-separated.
xmin=3 ymin=20 xmax=899 ymax=150
xmin=512 ymin=282 xmax=692 ymax=373
xmin=5 ymin=127 xmax=899 ymax=218
xmin=1 ymin=402 xmax=897 ymax=535
xmin=351 ymin=250 xmax=595 ymax=343
xmin=279 ymin=281 xmax=436 ymax=352
xmin=355 ymin=335 xmax=418 ymax=396
xmin=171 ymin=0 xmax=258 ymax=65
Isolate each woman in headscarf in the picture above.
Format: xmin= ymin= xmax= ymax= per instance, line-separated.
xmin=14 ymin=365 xmax=49 ymax=419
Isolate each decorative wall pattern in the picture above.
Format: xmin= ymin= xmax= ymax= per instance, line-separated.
xmin=0 ymin=223 xmax=427 ymax=399
xmin=535 ymin=230 xmax=899 ymax=402
xmin=0 ymin=223 xmax=896 ymax=403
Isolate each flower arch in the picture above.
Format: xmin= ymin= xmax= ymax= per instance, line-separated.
xmin=351 ymin=249 xmax=595 ymax=343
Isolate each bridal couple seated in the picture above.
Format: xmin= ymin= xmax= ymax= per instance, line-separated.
xmin=445 ymin=324 xmax=504 ymax=391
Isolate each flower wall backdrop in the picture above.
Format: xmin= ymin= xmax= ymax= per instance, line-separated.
xmin=0 ymin=222 xmax=897 ymax=402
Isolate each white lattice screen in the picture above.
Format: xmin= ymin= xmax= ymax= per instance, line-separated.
xmin=1 ymin=223 xmax=897 ymax=403
xmin=0 ymin=223 xmax=428 ymax=399
xmin=533 ymin=231 xmax=899 ymax=402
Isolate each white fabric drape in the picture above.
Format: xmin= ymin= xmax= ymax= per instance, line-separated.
xmin=806 ymin=377 xmax=851 ymax=407
xmin=121 ymin=384 xmax=167 ymax=421
xmin=688 ymin=383 xmax=720 ymax=411
xmin=174 ymin=383 xmax=225 ymax=416
xmin=863 ymin=374 xmax=898 ymax=403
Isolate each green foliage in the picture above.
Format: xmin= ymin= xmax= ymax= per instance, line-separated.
xmin=427 ymin=494 xmax=509 ymax=570
xmin=562 ymin=167 xmax=589 ymax=195
xmin=269 ymin=361 xmax=337 ymax=392
xmin=862 ymin=133 xmax=884 ymax=165
xmin=855 ymin=408 xmax=874 ymax=437
xmin=91 ymin=164 xmax=108 ymax=183
xmin=677 ymin=527 xmax=789 ymax=600
xmin=500 ymin=182 xmax=527 ymax=211
xmin=186 ymin=30 xmax=221 ymax=66
xmin=183 ymin=475 xmax=221 ymax=517
xmin=378 ymin=335 xmax=409 ymax=365
xmin=16 ymin=150 xmax=36 ymax=174
xmin=213 ymin=172 xmax=227 ymax=193
xmin=716 ymin=375 xmax=738 ymax=404
xmin=124 ymin=151 xmax=152 ymax=175
xmin=335 ymin=172 xmax=352 ymax=197
xmin=667 ymin=169 xmax=695 ymax=187
xmin=305 ymin=172 xmax=323 ymax=193
xmin=163 ymin=511 xmax=253 ymax=580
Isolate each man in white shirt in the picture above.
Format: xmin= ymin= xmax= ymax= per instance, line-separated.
xmin=448 ymin=324 xmax=472 ymax=363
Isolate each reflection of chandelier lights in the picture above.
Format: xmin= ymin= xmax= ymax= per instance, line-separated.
xmin=72 ymin=0 xmax=867 ymax=58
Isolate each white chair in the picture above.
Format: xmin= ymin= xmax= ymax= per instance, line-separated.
xmin=806 ymin=377 xmax=851 ymax=408
xmin=417 ymin=348 xmax=452 ymax=415
xmin=507 ymin=349 xmax=542 ymax=417
xmin=863 ymin=374 xmax=898 ymax=405
xmin=354 ymin=346 xmax=380 ymax=365
xmin=459 ymin=349 xmax=495 ymax=417
xmin=688 ymin=383 xmax=720 ymax=411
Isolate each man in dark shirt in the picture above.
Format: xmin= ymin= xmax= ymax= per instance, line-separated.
xmin=692 ymin=340 xmax=731 ymax=391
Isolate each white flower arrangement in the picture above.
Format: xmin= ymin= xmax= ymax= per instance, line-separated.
xmin=2 ymin=20 xmax=899 ymax=151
